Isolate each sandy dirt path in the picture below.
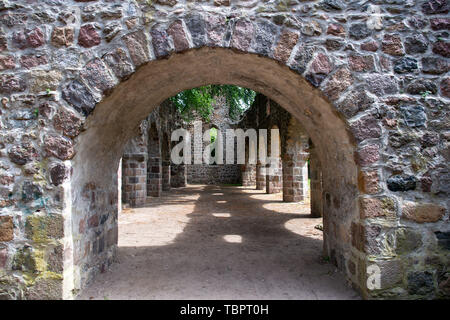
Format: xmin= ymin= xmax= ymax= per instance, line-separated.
xmin=78 ymin=185 xmax=360 ymax=300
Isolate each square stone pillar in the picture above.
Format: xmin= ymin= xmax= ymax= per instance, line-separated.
xmin=147 ymin=156 xmax=162 ymax=197
xmin=256 ymin=162 xmax=266 ymax=190
xmin=241 ymin=164 xmax=256 ymax=187
xmin=122 ymin=153 xmax=147 ymax=207
xmin=171 ymin=164 xmax=187 ymax=188
xmin=266 ymin=158 xmax=282 ymax=194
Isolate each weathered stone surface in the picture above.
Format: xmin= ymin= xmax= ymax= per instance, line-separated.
xmin=0 ymin=248 xmax=7 ymax=268
xmin=382 ymin=34 xmax=404 ymax=56
xmin=361 ymin=41 xmax=379 ymax=52
xmin=301 ymin=20 xmax=322 ymax=36
xmin=8 ymin=143 xmax=37 ymax=165
xmin=79 ymin=24 xmax=101 ymax=48
xmin=13 ymin=27 xmax=45 ymax=49
xmin=430 ymin=18 xmax=450 ymax=30
xmin=0 ymin=55 xmax=14 ymax=70
xmin=402 ymin=202 xmax=445 ymax=223
xmin=291 ymin=45 xmax=316 ymax=74
xmin=51 ymin=27 xmax=74 ymax=47
xmin=422 ymin=57 xmax=450 ymax=74
xmin=43 ymin=135 xmax=75 ymax=160
xmin=185 ymin=14 xmax=207 ymax=48
xmin=359 ymin=170 xmax=381 ymax=194
xmin=30 ymin=70 xmax=63 ymax=92
xmin=0 ymin=74 xmax=26 ymax=94
xmin=351 ymin=115 xmax=382 ymax=142
xmin=310 ymin=53 xmax=332 ymax=74
xmin=356 ymin=144 xmax=379 ymax=167
xmin=253 ymin=21 xmax=278 ymax=57
xmin=407 ymin=271 xmax=435 ymax=296
xmin=156 ymin=0 xmax=178 ymax=6
xmin=349 ymin=54 xmax=375 ymax=72
xmin=394 ymin=57 xmax=418 ymax=74
xmin=122 ymin=30 xmax=149 ymax=66
xmin=62 ymin=80 xmax=96 ymax=116
xmin=406 ymin=79 xmax=438 ymax=95
xmin=366 ymin=74 xmax=398 ymax=96
xmin=378 ymin=260 xmax=404 ymax=289
xmin=53 ymin=108 xmax=83 ymax=138
xmin=19 ymin=54 xmax=47 ymax=69
xmin=26 ymin=279 xmax=63 ymax=300
xmin=387 ymin=175 xmax=417 ymax=192
xmin=323 ymin=67 xmax=353 ymax=100
xmin=151 ymin=26 xmax=171 ymax=59
xmin=396 ymin=228 xmax=422 ymax=254
xmin=103 ymin=22 xmax=121 ymax=42
xmin=320 ymin=0 xmax=344 ymax=11
xmin=441 ymin=77 xmax=450 ymax=97
xmin=433 ymin=41 xmax=450 ymax=57
xmin=325 ymin=39 xmax=343 ymax=51
xmin=422 ymin=0 xmax=449 ymax=14
xmin=49 ymin=163 xmax=68 ymax=186
xmin=21 ymin=181 xmax=42 ymax=202
xmin=327 ymin=23 xmax=345 ymax=37
xmin=0 ymin=216 xmax=13 ymax=242
xmin=435 ymin=231 xmax=450 ymax=250
xmin=231 ymin=19 xmax=254 ymax=51
xmin=204 ymin=14 xmax=227 ymax=46
xmin=273 ymin=29 xmax=298 ymax=63
xmin=338 ymin=86 xmax=374 ymax=118
xmin=360 ymin=197 xmax=396 ymax=219
xmin=421 ymin=132 xmax=440 ymax=147
xmin=168 ymin=20 xmax=189 ymax=52
xmin=80 ymin=58 xmax=116 ymax=94
xmin=12 ymin=247 xmax=36 ymax=272
xmin=349 ymin=23 xmax=371 ymax=40
xmin=401 ymin=105 xmax=427 ymax=127
xmin=404 ymin=35 xmax=428 ymax=54
xmin=26 ymin=214 xmax=64 ymax=241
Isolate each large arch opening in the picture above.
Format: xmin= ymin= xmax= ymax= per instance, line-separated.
xmin=67 ymin=47 xmax=360 ymax=299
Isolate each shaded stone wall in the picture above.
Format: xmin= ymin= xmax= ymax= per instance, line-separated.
xmin=0 ymin=0 xmax=447 ymax=300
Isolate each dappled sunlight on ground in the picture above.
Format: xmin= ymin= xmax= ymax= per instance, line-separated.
xmin=78 ymin=184 xmax=359 ymax=300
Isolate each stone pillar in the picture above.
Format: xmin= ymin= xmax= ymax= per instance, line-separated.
xmin=282 ymin=154 xmax=309 ymax=202
xmin=241 ymin=164 xmax=256 ymax=187
xmin=122 ymin=153 xmax=147 ymax=207
xmin=162 ymin=160 xmax=171 ymax=191
xmin=147 ymin=156 xmax=162 ymax=197
xmin=171 ymin=164 xmax=187 ymax=188
xmin=310 ymin=147 xmax=323 ymax=217
xmin=266 ymin=159 xmax=282 ymax=194
xmin=256 ymin=162 xmax=266 ymax=190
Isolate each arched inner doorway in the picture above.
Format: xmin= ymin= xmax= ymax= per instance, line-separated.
xmin=67 ymin=47 xmax=359 ymax=299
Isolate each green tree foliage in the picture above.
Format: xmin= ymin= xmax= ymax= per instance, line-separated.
xmin=170 ymin=85 xmax=256 ymax=122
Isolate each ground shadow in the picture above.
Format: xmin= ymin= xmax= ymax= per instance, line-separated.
xmin=78 ymin=184 xmax=360 ymax=300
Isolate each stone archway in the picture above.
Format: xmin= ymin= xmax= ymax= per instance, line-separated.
xmin=1 ymin=0 xmax=448 ymax=300
xmin=68 ymin=47 xmax=360 ymax=299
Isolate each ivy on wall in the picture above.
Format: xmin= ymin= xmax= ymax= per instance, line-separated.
xmin=169 ymin=85 xmax=256 ymax=122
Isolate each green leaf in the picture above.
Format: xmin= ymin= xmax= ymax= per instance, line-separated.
xmin=170 ymin=85 xmax=256 ymax=122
